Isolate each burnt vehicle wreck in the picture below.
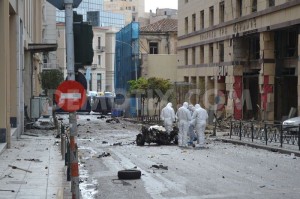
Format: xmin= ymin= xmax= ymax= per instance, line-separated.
xmin=136 ymin=125 xmax=178 ymax=146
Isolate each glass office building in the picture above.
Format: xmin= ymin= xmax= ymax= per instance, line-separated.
xmin=56 ymin=0 xmax=125 ymax=28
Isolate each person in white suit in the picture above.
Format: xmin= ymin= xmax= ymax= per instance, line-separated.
xmin=160 ymin=102 xmax=176 ymax=134
xmin=176 ymin=102 xmax=191 ymax=147
xmin=192 ymin=104 xmax=208 ymax=148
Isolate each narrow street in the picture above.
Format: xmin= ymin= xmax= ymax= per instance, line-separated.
xmin=60 ymin=114 xmax=300 ymax=199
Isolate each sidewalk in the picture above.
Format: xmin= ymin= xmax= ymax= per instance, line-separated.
xmin=213 ymin=131 xmax=300 ymax=157
xmin=0 ymin=129 xmax=70 ymax=199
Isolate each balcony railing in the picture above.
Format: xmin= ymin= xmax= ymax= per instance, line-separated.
xmin=42 ymin=63 xmax=60 ymax=70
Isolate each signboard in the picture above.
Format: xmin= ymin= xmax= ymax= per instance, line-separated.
xmin=46 ymin=0 xmax=82 ymax=10
xmin=55 ymin=80 xmax=87 ymax=112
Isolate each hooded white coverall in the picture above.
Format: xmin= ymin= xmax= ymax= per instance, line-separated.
xmin=176 ymin=102 xmax=191 ymax=147
xmin=192 ymin=104 xmax=208 ymax=147
xmin=188 ymin=105 xmax=196 ymax=144
xmin=160 ymin=102 xmax=176 ymax=133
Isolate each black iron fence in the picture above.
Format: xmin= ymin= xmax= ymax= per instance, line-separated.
xmin=229 ymin=120 xmax=300 ymax=151
xmin=137 ymin=116 xmax=161 ymax=123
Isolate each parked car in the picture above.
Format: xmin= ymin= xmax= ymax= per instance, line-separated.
xmin=282 ymin=116 xmax=300 ymax=133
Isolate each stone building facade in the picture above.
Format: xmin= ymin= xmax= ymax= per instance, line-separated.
xmin=0 ymin=0 xmax=57 ymax=148
xmin=178 ymin=0 xmax=300 ymax=121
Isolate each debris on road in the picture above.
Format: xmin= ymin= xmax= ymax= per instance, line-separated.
xmin=97 ymin=152 xmax=111 ymax=158
xmin=8 ymin=165 xmax=32 ymax=173
xmin=118 ymin=169 xmax=141 ymax=180
xmin=112 ymin=142 xmax=122 ymax=146
xmin=151 ymin=164 xmax=168 ymax=170
xmin=24 ymin=158 xmax=42 ymax=162
xmin=0 ymin=189 xmax=15 ymax=192
xmin=106 ymin=118 xmax=120 ymax=124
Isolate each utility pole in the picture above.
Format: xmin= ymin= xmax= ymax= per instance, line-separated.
xmin=47 ymin=0 xmax=82 ymax=198
xmin=65 ymin=1 xmax=79 ymax=198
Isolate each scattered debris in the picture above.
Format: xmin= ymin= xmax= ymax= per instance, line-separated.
xmin=97 ymin=152 xmax=111 ymax=158
xmin=118 ymin=169 xmax=141 ymax=180
xmin=97 ymin=115 xmax=107 ymax=119
xmin=113 ymin=142 xmax=122 ymax=146
xmin=106 ymin=118 xmax=120 ymax=124
xmin=24 ymin=158 xmax=42 ymax=162
xmin=151 ymin=164 xmax=168 ymax=170
xmin=8 ymin=165 xmax=32 ymax=173
xmin=23 ymin=133 xmax=39 ymax=137
xmin=0 ymin=189 xmax=15 ymax=192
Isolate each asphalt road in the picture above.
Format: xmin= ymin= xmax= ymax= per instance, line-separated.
xmin=60 ymin=114 xmax=300 ymax=199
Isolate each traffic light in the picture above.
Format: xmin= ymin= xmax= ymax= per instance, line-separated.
xmin=73 ymin=13 xmax=94 ymax=71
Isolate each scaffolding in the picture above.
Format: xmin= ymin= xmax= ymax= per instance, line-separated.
xmin=115 ymin=22 xmax=140 ymax=116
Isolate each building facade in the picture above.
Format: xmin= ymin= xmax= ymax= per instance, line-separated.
xmin=0 ymin=0 xmax=56 ymax=148
xmin=178 ymin=0 xmax=300 ymax=121
xmin=103 ymin=0 xmax=145 ymax=25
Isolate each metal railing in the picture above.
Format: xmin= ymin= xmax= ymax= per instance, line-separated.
xmin=57 ymin=120 xmax=71 ymax=181
xmin=137 ymin=115 xmax=161 ymax=124
xmin=229 ymin=120 xmax=300 ymax=150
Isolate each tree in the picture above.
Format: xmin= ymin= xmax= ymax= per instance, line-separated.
xmin=128 ymin=77 xmax=148 ymax=116
xmin=128 ymin=77 xmax=173 ymax=117
xmin=39 ymin=69 xmax=64 ymax=96
xmin=148 ymin=77 xmax=173 ymax=116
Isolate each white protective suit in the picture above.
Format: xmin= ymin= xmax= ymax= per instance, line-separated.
xmin=188 ymin=105 xmax=196 ymax=144
xmin=160 ymin=102 xmax=176 ymax=133
xmin=176 ymin=102 xmax=191 ymax=147
xmin=192 ymin=104 xmax=208 ymax=147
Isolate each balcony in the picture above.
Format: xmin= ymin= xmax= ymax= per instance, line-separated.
xmin=96 ymin=46 xmax=105 ymax=53
xmin=41 ymin=63 xmax=60 ymax=70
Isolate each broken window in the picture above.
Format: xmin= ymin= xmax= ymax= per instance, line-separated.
xmin=287 ymin=29 xmax=297 ymax=57
xmin=249 ymin=35 xmax=260 ymax=60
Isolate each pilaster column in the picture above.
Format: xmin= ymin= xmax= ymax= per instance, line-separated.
xmin=0 ymin=0 xmax=9 ymax=145
xmin=259 ymin=32 xmax=275 ymax=121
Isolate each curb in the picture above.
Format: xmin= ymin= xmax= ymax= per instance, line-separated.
xmin=215 ymin=138 xmax=300 ymax=157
